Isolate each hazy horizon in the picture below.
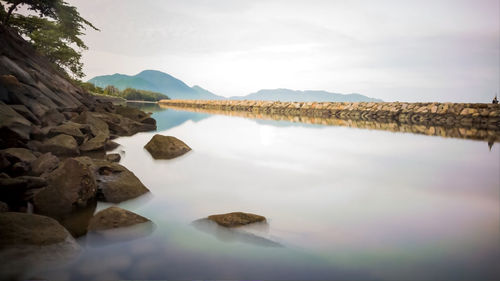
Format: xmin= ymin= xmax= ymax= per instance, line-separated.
xmin=70 ymin=0 xmax=499 ymax=102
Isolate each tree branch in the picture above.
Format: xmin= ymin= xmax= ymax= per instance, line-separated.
xmin=3 ymin=1 xmax=22 ymax=25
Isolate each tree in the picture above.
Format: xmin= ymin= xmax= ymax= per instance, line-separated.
xmin=0 ymin=0 xmax=98 ymax=79
xmin=1 ymin=1 xmax=58 ymax=25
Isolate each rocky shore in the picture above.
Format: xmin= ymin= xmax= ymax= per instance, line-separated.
xmin=0 ymin=25 xmax=158 ymax=279
xmin=160 ymin=100 xmax=500 ymax=143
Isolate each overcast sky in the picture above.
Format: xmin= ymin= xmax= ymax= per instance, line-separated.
xmin=69 ymin=0 xmax=499 ymax=102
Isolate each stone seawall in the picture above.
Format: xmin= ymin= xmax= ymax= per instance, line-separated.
xmin=159 ymin=100 xmax=500 ymax=143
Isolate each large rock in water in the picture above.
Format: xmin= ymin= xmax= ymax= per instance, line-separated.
xmin=88 ymin=206 xmax=150 ymax=231
xmin=144 ymin=134 xmax=191 ymax=159
xmin=0 ymin=212 xmax=75 ymax=246
xmin=0 ymin=212 xmax=80 ymax=281
xmin=208 ymin=212 xmax=266 ymax=227
xmin=91 ymin=159 xmax=150 ymax=203
xmin=33 ymin=158 xmax=97 ymax=215
xmin=39 ymin=134 xmax=79 ymax=156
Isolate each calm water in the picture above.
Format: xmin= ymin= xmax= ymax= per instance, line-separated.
xmin=37 ymin=104 xmax=499 ymax=280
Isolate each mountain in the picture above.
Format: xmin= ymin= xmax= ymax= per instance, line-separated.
xmin=88 ymin=70 xmax=224 ymax=100
xmin=89 ymin=70 xmax=383 ymax=102
xmin=230 ymin=89 xmax=382 ymax=102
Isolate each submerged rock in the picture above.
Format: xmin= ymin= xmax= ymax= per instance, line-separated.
xmin=88 ymin=206 xmax=150 ymax=232
xmin=144 ymin=134 xmax=191 ymax=159
xmin=208 ymin=212 xmax=266 ymax=227
xmin=39 ymin=134 xmax=79 ymax=156
xmin=33 ymin=158 xmax=97 ymax=215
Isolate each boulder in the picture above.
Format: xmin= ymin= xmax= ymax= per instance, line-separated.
xmin=33 ymin=158 xmax=97 ymax=215
xmin=0 ymin=175 xmax=47 ymax=190
xmin=208 ymin=212 xmax=266 ymax=227
xmin=92 ymin=111 xmax=155 ymax=136
xmin=0 ymin=147 xmax=37 ymax=163
xmin=10 ymin=104 xmax=40 ymax=125
xmin=105 ymin=140 xmax=120 ymax=150
xmin=30 ymin=152 xmax=59 ymax=177
xmin=30 ymin=125 xmax=51 ymax=141
xmin=91 ymin=159 xmax=149 ymax=203
xmin=88 ymin=206 xmax=150 ymax=232
xmin=144 ymin=134 xmax=191 ymax=159
xmin=41 ymin=108 xmax=66 ymax=127
xmin=39 ymin=134 xmax=79 ymax=156
xmin=0 ymin=212 xmax=80 ymax=280
xmin=48 ymin=122 xmax=85 ymax=144
xmin=79 ymin=133 xmax=108 ymax=152
xmin=71 ymin=111 xmax=109 ymax=138
xmin=114 ymin=105 xmax=149 ymax=122
xmin=106 ymin=153 xmax=121 ymax=163
xmin=0 ymin=102 xmax=32 ymax=148
xmin=0 ymin=212 xmax=74 ymax=246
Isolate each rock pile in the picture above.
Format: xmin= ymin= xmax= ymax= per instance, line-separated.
xmin=0 ymin=23 xmax=156 ymax=259
xmin=160 ymin=99 xmax=500 ymax=130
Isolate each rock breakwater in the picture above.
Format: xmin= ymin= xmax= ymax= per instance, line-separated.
xmin=159 ymin=100 xmax=500 ymax=143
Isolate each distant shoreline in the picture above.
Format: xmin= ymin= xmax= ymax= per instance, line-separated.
xmin=125 ymin=100 xmax=158 ymax=104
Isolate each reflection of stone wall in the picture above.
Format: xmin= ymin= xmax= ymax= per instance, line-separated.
xmin=159 ymin=100 xmax=500 ymax=142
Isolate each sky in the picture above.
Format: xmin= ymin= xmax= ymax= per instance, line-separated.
xmin=68 ymin=0 xmax=499 ymax=102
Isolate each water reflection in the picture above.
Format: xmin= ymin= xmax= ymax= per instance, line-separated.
xmin=85 ymin=222 xmax=156 ymax=247
xmin=192 ymin=219 xmax=282 ymax=247
xmin=26 ymin=105 xmax=500 ymax=280
xmin=160 ymin=104 xmax=500 ymax=144
xmin=127 ymin=102 xmax=211 ymax=131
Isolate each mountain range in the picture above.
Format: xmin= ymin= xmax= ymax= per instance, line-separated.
xmin=230 ymin=89 xmax=382 ymax=102
xmin=88 ymin=70 xmax=382 ymax=102
xmin=88 ymin=70 xmax=224 ymax=100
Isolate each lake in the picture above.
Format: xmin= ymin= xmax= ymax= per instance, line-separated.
xmin=37 ymin=103 xmax=499 ymax=280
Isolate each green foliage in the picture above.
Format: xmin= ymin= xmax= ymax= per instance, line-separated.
xmin=79 ymin=82 xmax=169 ymax=102
xmin=121 ymin=88 xmax=170 ymax=102
xmin=1 ymin=0 xmax=98 ymax=78
xmin=78 ymin=81 xmax=103 ymax=94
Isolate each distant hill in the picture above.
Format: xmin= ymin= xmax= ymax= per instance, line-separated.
xmin=88 ymin=70 xmax=224 ymax=100
xmin=230 ymin=89 xmax=383 ymax=102
xmin=89 ymin=70 xmax=382 ymax=102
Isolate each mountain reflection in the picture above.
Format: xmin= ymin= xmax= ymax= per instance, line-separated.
xmin=127 ymin=102 xmax=212 ymax=131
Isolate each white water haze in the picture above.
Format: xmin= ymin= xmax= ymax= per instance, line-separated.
xmin=70 ymin=0 xmax=499 ymax=102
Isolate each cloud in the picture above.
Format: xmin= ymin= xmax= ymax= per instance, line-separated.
xmin=71 ymin=0 xmax=499 ymax=102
